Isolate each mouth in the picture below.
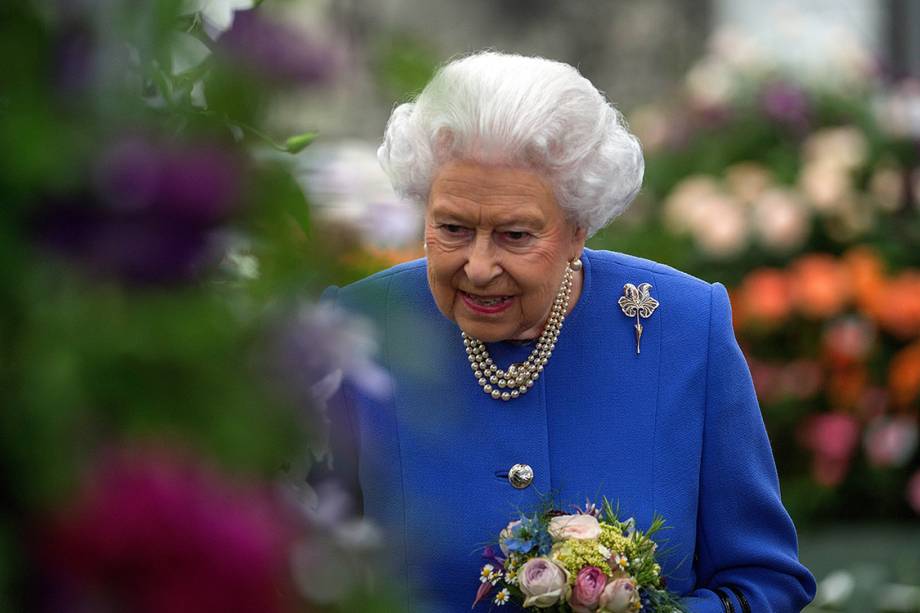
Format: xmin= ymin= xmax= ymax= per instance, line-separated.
xmin=459 ymin=290 xmax=515 ymax=314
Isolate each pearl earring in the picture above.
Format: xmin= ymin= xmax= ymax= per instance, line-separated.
xmin=569 ymin=257 xmax=583 ymax=271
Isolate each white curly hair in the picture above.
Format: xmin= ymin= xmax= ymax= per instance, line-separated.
xmin=377 ymin=51 xmax=644 ymax=237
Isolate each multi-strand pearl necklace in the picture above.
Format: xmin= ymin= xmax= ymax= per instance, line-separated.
xmin=462 ymin=263 xmax=576 ymax=401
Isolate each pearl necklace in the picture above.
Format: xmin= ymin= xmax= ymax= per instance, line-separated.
xmin=462 ymin=264 xmax=575 ymax=401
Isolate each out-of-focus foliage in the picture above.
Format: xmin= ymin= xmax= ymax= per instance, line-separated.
xmin=0 ymin=1 xmax=398 ymax=610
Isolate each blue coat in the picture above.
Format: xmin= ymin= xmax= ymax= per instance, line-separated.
xmin=321 ymin=248 xmax=816 ymax=612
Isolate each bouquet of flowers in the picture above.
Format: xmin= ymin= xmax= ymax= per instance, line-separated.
xmin=472 ymin=499 xmax=687 ymax=612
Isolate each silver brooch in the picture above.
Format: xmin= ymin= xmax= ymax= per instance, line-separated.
xmin=618 ymin=282 xmax=659 ymax=354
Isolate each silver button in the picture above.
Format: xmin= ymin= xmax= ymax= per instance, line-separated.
xmin=508 ymin=463 xmax=534 ymax=489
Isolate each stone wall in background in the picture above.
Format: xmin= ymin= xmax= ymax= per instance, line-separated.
xmin=270 ymin=0 xmax=711 ymax=140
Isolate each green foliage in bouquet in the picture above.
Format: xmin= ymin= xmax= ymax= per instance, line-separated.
xmin=474 ymin=497 xmax=687 ymax=612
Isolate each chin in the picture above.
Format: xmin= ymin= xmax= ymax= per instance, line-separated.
xmin=456 ymin=319 xmax=514 ymax=343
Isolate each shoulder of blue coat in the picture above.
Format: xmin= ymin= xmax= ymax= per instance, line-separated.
xmin=584 ymin=248 xmax=721 ymax=328
xmin=327 ymin=258 xmax=427 ymax=315
xmin=585 ymin=248 xmax=712 ymax=290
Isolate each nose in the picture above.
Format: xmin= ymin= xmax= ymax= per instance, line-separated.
xmin=464 ymin=233 xmax=501 ymax=287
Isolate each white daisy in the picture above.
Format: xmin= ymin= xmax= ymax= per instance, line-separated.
xmin=494 ymin=588 xmax=511 ymax=606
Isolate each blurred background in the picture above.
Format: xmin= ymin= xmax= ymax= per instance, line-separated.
xmin=1 ymin=0 xmax=918 ymax=611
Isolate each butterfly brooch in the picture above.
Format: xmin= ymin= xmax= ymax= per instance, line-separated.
xmin=618 ymin=282 xmax=659 ymax=354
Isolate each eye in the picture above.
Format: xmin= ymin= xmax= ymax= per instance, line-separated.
xmin=500 ymin=230 xmax=534 ymax=245
xmin=437 ymin=223 xmax=472 ymax=239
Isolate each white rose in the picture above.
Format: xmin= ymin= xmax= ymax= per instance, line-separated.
xmin=547 ymin=514 xmax=601 ymax=541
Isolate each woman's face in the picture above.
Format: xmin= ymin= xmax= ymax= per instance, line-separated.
xmin=424 ymin=160 xmax=586 ymax=342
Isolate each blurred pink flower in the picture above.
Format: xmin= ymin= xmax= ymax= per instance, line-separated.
xmin=41 ymin=444 xmax=297 ymax=613
xmin=662 ymin=175 xmax=721 ymax=235
xmin=778 ymin=359 xmax=824 ymax=399
xmin=822 ymin=316 xmax=877 ymax=367
xmin=748 ymin=357 xmax=781 ymax=403
xmin=799 ymin=160 xmax=851 ymax=212
xmin=864 ymin=416 xmax=918 ymax=468
xmin=907 ymin=470 xmax=920 ymax=515
xmin=751 ymin=188 xmax=810 ymax=253
xmin=797 ymin=413 xmax=860 ymax=487
xmin=690 ymin=192 xmax=749 ymax=258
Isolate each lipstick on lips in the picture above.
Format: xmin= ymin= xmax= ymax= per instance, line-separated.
xmin=460 ymin=290 xmax=514 ymax=314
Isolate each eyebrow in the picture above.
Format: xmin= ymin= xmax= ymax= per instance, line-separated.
xmin=429 ymin=203 xmax=544 ymax=229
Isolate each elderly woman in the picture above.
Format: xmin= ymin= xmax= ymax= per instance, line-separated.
xmin=320 ymin=52 xmax=816 ymax=612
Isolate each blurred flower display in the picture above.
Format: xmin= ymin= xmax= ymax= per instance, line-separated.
xmin=293 ymin=141 xmax=424 ymax=279
xmin=40 ymin=445 xmax=298 ymax=613
xmin=0 ymin=2 xmax=396 ymax=611
xmin=600 ymin=26 xmax=920 ymax=526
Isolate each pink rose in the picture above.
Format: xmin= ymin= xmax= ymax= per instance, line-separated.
xmin=598 ymin=577 xmax=640 ymax=613
xmin=499 ymin=520 xmax=521 ymax=556
xmin=519 ymin=557 xmax=569 ymax=608
xmin=569 ymin=566 xmax=606 ymax=612
xmin=547 ymin=514 xmax=601 ymax=541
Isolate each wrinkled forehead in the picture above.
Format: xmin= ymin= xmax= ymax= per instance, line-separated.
xmin=427 ymin=160 xmax=561 ymax=225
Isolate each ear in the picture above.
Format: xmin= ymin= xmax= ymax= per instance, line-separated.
xmin=571 ymin=225 xmax=588 ymax=258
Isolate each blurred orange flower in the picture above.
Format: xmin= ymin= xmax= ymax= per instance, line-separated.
xmin=843 ymin=246 xmax=886 ymax=312
xmin=843 ymin=247 xmax=920 ymax=339
xmin=889 ymin=340 xmax=920 ymax=408
xmin=737 ymin=268 xmax=792 ymax=327
xmin=789 ymin=253 xmax=851 ymax=319
xmin=874 ymin=273 xmax=920 ymax=340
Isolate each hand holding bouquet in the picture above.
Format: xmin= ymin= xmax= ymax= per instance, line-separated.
xmin=473 ymin=499 xmax=687 ymax=612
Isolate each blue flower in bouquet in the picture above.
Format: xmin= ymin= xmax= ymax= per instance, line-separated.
xmin=500 ymin=515 xmax=552 ymax=556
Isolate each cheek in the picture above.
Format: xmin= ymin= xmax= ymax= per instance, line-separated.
xmin=425 ymin=251 xmax=462 ymax=308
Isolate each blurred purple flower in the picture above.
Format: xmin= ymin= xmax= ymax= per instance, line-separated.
xmin=36 ymin=199 xmax=219 ymax=284
xmin=216 ymin=10 xmax=335 ymax=86
xmin=760 ymin=81 xmax=810 ymax=130
xmin=270 ymin=302 xmax=390 ymax=409
xmin=97 ymin=137 xmax=243 ymax=225
xmin=39 ymin=444 xmax=297 ymax=613
xmin=34 ymin=137 xmax=244 ymax=285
